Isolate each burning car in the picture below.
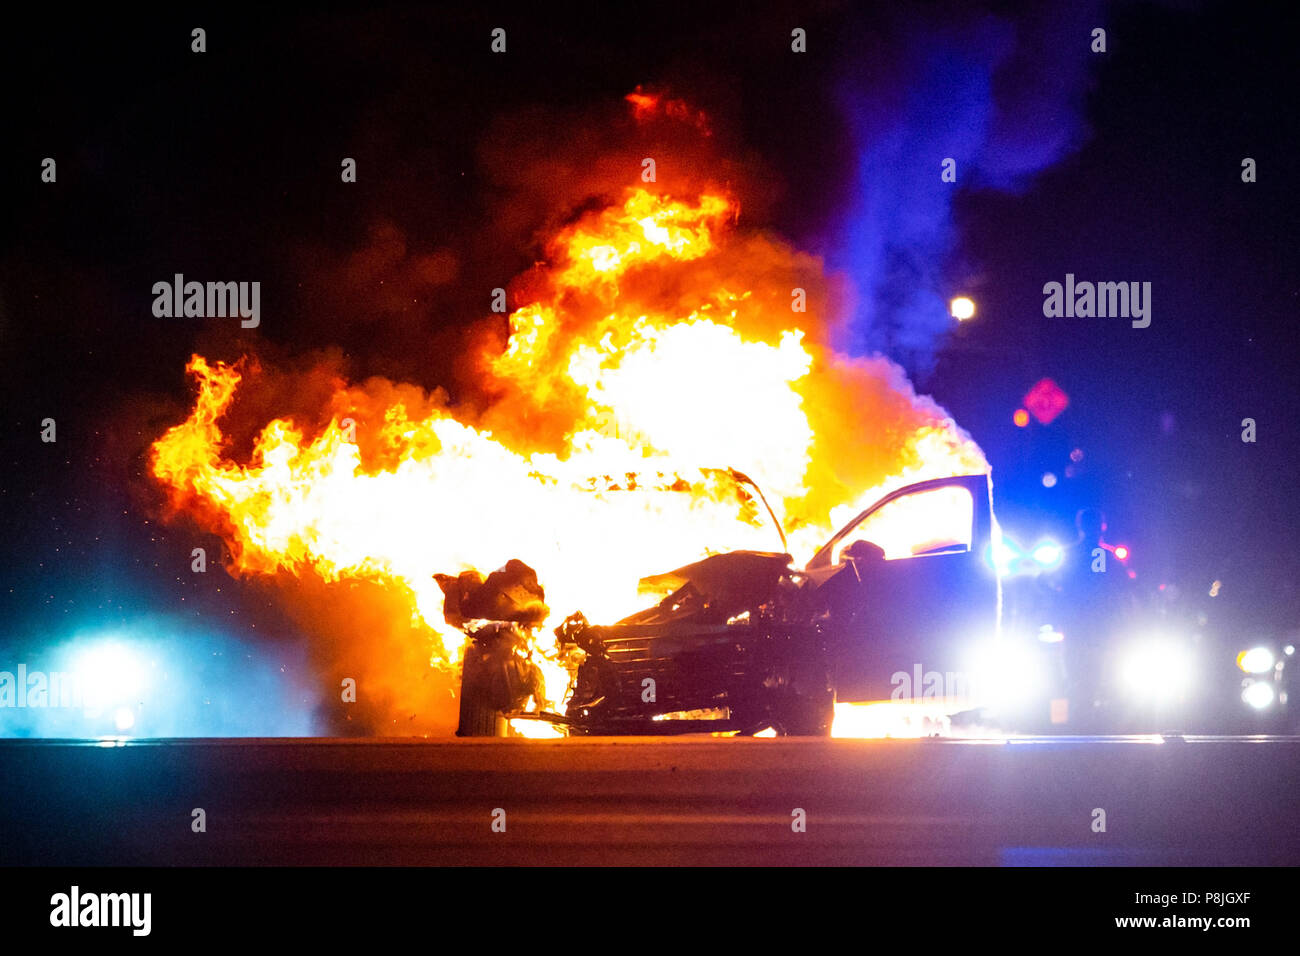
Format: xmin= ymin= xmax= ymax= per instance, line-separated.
xmin=450 ymin=472 xmax=1002 ymax=736
xmin=149 ymin=184 xmax=996 ymax=736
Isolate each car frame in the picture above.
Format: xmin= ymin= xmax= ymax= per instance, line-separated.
xmin=455 ymin=473 xmax=1002 ymax=736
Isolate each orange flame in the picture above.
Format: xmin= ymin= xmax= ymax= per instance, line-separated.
xmin=150 ymin=181 xmax=985 ymax=728
xmin=624 ymin=85 xmax=712 ymax=134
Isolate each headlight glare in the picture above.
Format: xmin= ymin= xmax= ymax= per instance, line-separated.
xmin=1120 ymin=639 xmax=1195 ymax=701
xmin=1242 ymin=680 xmax=1275 ymax=710
xmin=1237 ymin=647 xmax=1274 ymax=674
xmin=1031 ymin=540 xmax=1063 ymax=568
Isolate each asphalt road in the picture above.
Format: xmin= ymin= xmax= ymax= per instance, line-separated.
xmin=2 ymin=736 xmax=1298 ymax=865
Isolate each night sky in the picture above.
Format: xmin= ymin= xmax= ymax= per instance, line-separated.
xmin=1 ymin=1 xmax=1296 ymax=733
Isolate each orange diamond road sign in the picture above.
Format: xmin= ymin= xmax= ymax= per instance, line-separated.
xmin=1023 ymin=378 xmax=1069 ymax=425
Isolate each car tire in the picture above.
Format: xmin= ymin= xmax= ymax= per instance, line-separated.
xmin=456 ymin=648 xmax=505 ymax=737
xmin=778 ymin=690 xmax=835 ymax=736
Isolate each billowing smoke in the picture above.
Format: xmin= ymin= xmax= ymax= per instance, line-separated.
xmin=833 ymin=3 xmax=1101 ymax=369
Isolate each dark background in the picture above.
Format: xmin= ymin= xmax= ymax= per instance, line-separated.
xmin=1 ymin=1 xmax=1296 ymax=732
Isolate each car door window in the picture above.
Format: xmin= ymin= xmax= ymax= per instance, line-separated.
xmin=831 ymin=485 xmax=974 ymax=563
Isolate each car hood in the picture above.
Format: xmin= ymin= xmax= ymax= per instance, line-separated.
xmin=618 ymin=550 xmax=795 ymax=626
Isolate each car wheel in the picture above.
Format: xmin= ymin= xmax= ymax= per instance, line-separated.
xmin=456 ymin=647 xmax=505 ymax=737
xmin=777 ymin=689 xmax=835 ymax=736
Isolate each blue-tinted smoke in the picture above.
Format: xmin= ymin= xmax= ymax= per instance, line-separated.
xmin=832 ymin=4 xmax=1101 ymax=370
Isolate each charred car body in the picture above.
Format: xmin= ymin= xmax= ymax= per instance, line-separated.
xmin=449 ymin=473 xmax=1002 ymax=736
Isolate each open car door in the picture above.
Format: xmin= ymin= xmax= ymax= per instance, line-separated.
xmin=805 ymin=474 xmax=1000 ymax=705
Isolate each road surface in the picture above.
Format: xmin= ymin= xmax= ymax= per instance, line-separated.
xmin=2 ymin=736 xmax=1298 ymax=865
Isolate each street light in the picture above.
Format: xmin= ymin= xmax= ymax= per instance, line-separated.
xmin=950 ymin=296 xmax=976 ymax=321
